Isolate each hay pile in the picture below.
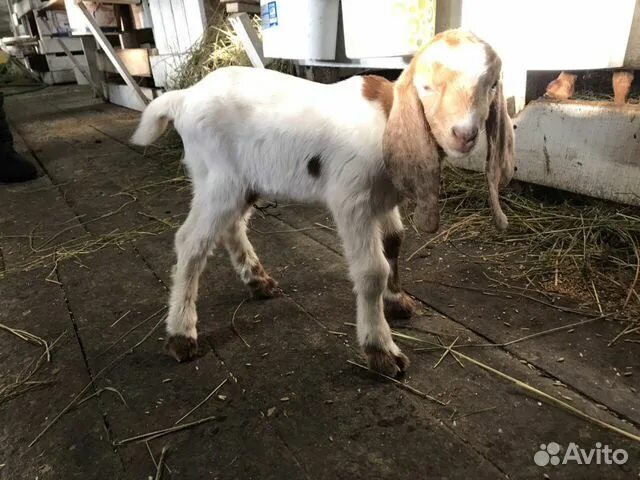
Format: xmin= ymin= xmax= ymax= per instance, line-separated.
xmin=419 ymin=166 xmax=640 ymax=320
xmin=172 ymin=8 xmax=294 ymax=89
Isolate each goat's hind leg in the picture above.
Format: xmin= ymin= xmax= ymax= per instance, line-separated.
xmin=222 ymin=208 xmax=282 ymax=299
xmin=381 ymin=207 xmax=416 ymax=319
xmin=165 ymin=183 xmax=243 ymax=362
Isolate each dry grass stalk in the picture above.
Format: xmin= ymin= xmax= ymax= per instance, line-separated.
xmin=0 ymin=323 xmax=50 ymax=361
xmin=230 ymin=298 xmax=251 ymax=348
xmin=347 ymin=360 xmax=449 ymax=406
xmin=392 ymin=329 xmax=640 ymax=444
xmin=155 ymin=446 xmax=169 ymax=480
xmin=113 ymin=415 xmax=217 ymax=446
xmin=174 ymin=378 xmax=228 ymax=425
xmin=29 ymin=316 xmax=165 ymax=447
xmin=76 ymin=386 xmax=129 ymax=409
xmin=430 ymin=166 xmax=640 ymax=320
xmin=0 ymin=330 xmax=66 ymax=406
xmin=0 ymin=214 xmax=182 ymax=280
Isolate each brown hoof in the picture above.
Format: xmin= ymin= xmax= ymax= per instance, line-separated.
xmin=364 ymin=344 xmax=410 ymax=377
xmin=493 ymin=211 xmax=509 ymax=231
xmin=384 ymin=292 xmax=417 ymax=319
xmin=249 ymin=276 xmax=283 ymax=299
xmin=165 ymin=335 xmax=198 ymax=362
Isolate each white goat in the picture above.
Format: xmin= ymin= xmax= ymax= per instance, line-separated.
xmin=131 ymin=29 xmax=515 ymax=377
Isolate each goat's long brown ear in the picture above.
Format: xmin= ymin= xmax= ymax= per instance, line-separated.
xmin=485 ymin=79 xmax=515 ymax=231
xmin=383 ymin=69 xmax=440 ymax=233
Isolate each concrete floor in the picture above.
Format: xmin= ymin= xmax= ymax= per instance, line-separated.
xmin=0 ymin=85 xmax=638 ymax=479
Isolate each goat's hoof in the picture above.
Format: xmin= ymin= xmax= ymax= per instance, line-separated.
xmin=494 ymin=213 xmax=509 ymax=231
xmin=249 ymin=276 xmax=283 ymax=299
xmin=364 ymin=345 xmax=410 ymax=377
xmin=165 ymin=335 xmax=198 ymax=362
xmin=384 ymin=292 xmax=416 ymax=319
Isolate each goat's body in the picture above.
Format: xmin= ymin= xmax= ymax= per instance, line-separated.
xmin=138 ymin=67 xmax=396 ymax=211
xmin=133 ymin=66 xmax=414 ymax=373
xmin=132 ymin=30 xmax=513 ymax=376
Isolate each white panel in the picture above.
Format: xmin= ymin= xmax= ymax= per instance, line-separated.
xmin=42 ymin=69 xmax=77 ymax=84
xmin=38 ymin=36 xmax=83 ymax=54
xmin=106 ymin=83 xmax=157 ymax=111
xmin=458 ymin=0 xmax=636 ymax=70
xmin=182 ymin=0 xmax=207 ymax=47
xmin=46 ymin=53 xmax=88 ymax=71
xmin=147 ymin=0 xmax=206 ymax=54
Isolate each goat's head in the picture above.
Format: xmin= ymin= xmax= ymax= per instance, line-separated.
xmin=383 ymin=29 xmax=515 ymax=232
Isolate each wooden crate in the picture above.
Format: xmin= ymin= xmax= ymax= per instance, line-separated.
xmin=221 ymin=1 xmax=260 ymax=13
xmin=38 ymin=36 xmax=83 ymax=55
xmin=44 ymin=52 xmax=88 ymax=71
xmin=96 ymin=48 xmax=152 ymax=77
xmin=41 ymin=69 xmax=76 ymax=84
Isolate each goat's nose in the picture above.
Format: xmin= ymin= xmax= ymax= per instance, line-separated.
xmin=452 ymin=125 xmax=479 ymax=144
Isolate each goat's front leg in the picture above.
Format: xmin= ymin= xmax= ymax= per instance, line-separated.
xmin=333 ymin=206 xmax=410 ymax=376
xmin=380 ymin=207 xmax=416 ymax=319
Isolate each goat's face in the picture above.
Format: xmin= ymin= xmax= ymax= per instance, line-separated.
xmin=383 ymin=29 xmax=514 ymax=234
xmin=413 ymin=30 xmax=502 ymax=158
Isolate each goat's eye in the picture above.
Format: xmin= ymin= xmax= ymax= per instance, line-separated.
xmin=491 ymin=81 xmax=498 ymax=90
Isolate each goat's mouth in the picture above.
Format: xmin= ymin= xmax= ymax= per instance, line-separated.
xmin=444 ymin=140 xmax=478 ymax=158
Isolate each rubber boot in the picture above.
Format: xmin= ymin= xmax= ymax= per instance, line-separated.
xmin=0 ymin=92 xmax=37 ymax=183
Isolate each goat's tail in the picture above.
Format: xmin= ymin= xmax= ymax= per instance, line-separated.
xmin=131 ymin=90 xmax=184 ymax=146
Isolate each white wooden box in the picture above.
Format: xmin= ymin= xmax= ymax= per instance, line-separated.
xmin=45 ymin=53 xmax=88 ymax=71
xmin=147 ymin=0 xmax=207 ymax=55
xmin=438 ymin=0 xmax=639 ymax=70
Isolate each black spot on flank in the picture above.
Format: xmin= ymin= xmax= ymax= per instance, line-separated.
xmin=307 ymin=154 xmax=322 ymax=178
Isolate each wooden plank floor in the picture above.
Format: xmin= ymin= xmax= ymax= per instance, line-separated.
xmin=0 ymin=85 xmax=638 ymax=479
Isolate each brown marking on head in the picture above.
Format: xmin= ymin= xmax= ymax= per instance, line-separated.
xmin=444 ymin=34 xmax=460 ymax=47
xmin=362 ymin=75 xmax=394 ymax=118
xmin=410 ymin=30 xmax=503 ymax=156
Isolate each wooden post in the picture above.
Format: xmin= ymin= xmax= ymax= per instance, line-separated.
xmin=80 ymin=35 xmax=107 ymax=99
xmin=75 ymin=0 xmax=149 ymax=105
xmin=228 ymin=12 xmax=269 ymax=69
xmin=35 ymin=16 xmax=102 ymax=95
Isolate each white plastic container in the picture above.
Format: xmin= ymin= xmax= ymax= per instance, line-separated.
xmin=260 ymin=0 xmax=339 ymax=60
xmin=342 ymin=0 xmax=436 ymax=59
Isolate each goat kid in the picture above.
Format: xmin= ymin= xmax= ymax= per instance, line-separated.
xmin=131 ymin=29 xmax=515 ymax=377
